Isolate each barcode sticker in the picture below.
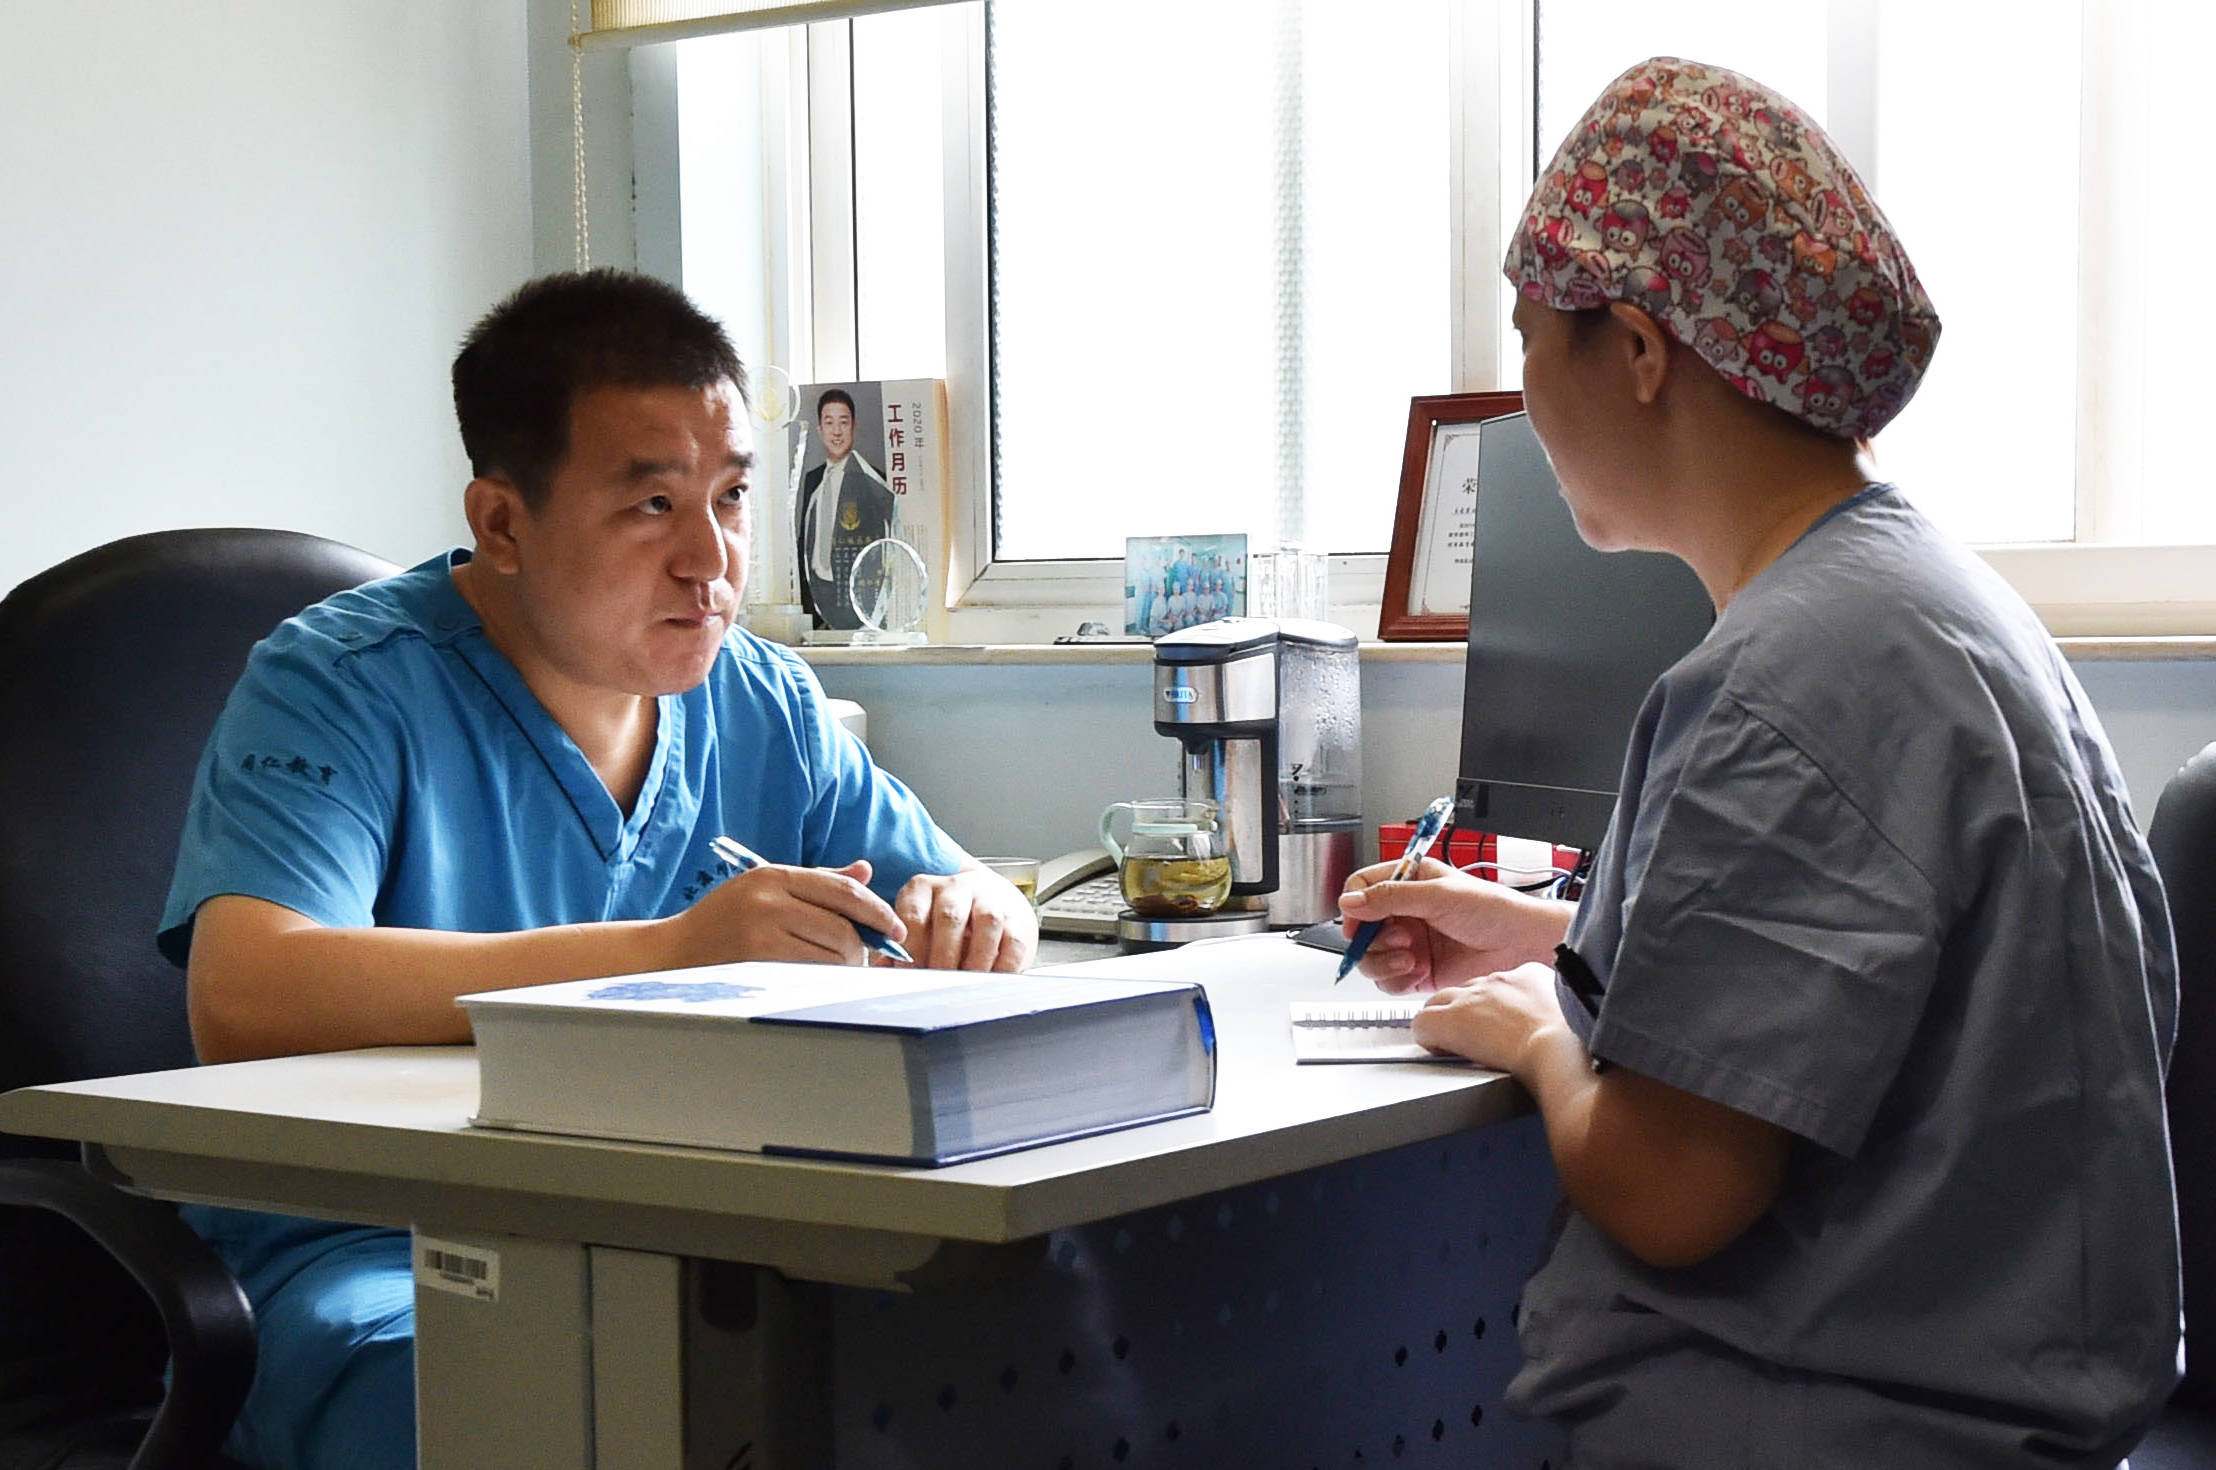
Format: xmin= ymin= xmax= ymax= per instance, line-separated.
xmin=414 ymin=1235 xmax=500 ymax=1302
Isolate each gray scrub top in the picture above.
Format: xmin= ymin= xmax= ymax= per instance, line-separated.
xmin=1509 ymin=486 xmax=2180 ymax=1468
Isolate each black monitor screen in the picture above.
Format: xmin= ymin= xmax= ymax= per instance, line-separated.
xmin=1455 ymin=411 xmax=1715 ymax=853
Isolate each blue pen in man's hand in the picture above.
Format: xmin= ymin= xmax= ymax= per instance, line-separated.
xmin=1334 ymin=795 xmax=1455 ymax=984
xmin=708 ymin=835 xmax=917 ymax=965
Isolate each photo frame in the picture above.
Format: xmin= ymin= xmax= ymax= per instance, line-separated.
xmin=1123 ymin=532 xmax=1247 ymax=637
xmin=1379 ymin=391 xmax=1525 ymax=641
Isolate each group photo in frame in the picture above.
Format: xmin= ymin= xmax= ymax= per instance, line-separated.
xmin=1379 ymin=391 xmax=1525 ymax=641
xmin=1123 ymin=532 xmax=1247 ymax=637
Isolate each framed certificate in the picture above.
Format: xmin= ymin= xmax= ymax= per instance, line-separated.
xmin=1378 ymin=391 xmax=1524 ymax=641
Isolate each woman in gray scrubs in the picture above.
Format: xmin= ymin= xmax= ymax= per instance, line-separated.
xmin=1340 ymin=56 xmax=2180 ymax=1468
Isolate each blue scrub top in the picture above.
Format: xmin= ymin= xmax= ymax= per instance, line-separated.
xmin=1511 ymin=487 xmax=2180 ymax=1466
xmin=160 ymin=550 xmax=964 ymax=963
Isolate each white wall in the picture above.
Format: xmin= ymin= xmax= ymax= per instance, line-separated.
xmin=0 ymin=2 xmax=537 ymax=596
xmin=819 ymin=655 xmax=2216 ymax=864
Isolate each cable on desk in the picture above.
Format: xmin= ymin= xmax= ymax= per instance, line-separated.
xmin=1420 ymin=813 xmax=1595 ymax=902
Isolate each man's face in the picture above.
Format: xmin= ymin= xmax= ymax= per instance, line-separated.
xmin=502 ymin=380 xmax=754 ymax=698
xmin=819 ymin=401 xmax=855 ymax=462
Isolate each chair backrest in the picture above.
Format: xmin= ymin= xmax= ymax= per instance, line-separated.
xmin=2152 ymin=741 xmax=2216 ymax=1412
xmin=0 ymin=528 xmax=398 ymax=1425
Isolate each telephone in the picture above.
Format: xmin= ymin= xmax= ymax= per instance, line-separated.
xmin=1035 ymin=846 xmax=1122 ymax=937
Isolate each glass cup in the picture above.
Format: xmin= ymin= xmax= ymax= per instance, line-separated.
xmin=1247 ymin=542 xmax=1330 ymax=623
xmin=1097 ymin=798 xmax=1233 ymax=918
xmin=977 ymin=856 xmax=1041 ymax=905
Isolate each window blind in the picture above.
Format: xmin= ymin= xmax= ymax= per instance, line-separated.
xmin=578 ymin=0 xmax=959 ymax=48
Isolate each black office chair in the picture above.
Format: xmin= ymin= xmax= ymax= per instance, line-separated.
xmin=2135 ymin=740 xmax=2216 ymax=1469
xmin=0 ymin=529 xmax=399 ymax=1470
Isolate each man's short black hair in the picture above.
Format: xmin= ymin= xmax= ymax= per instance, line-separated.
xmin=452 ymin=269 xmax=748 ymax=505
xmin=815 ymin=387 xmax=856 ymax=420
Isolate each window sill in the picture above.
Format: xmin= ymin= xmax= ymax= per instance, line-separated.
xmin=791 ymin=638 xmax=1475 ymax=668
xmin=1977 ymin=545 xmax=2216 ymax=637
xmin=790 ymin=634 xmax=2216 ymax=669
xmin=924 ymin=548 xmax=2216 ymax=647
xmin=2055 ymin=636 xmax=2216 ymax=662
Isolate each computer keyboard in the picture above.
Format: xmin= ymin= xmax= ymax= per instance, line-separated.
xmin=1036 ymin=871 xmax=1126 ymax=938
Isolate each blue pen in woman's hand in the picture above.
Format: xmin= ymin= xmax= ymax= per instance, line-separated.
xmin=1334 ymin=796 xmax=1455 ymax=984
xmin=708 ymin=835 xmax=917 ymax=965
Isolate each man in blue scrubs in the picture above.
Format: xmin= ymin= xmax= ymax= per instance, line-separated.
xmin=1341 ymin=60 xmax=2179 ymax=1466
xmin=160 ymin=269 xmax=1035 ymax=1469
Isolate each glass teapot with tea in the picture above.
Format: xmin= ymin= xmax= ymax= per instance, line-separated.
xmin=1096 ymin=797 xmax=1233 ymax=919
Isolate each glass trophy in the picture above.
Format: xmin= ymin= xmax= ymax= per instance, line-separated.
xmin=753 ymin=364 xmax=799 ymax=430
xmin=846 ymin=536 xmax=929 ymax=646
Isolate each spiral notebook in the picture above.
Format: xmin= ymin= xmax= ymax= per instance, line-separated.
xmin=1289 ymin=998 xmax=1467 ymax=1064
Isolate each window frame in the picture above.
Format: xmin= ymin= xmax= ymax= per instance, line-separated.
xmin=707 ymin=0 xmax=2216 ymax=641
xmin=923 ymin=3 xmax=1523 ymax=639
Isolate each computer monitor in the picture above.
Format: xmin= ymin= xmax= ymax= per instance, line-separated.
xmin=1455 ymin=411 xmax=1716 ymax=854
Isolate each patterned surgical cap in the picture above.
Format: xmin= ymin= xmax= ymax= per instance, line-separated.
xmin=1504 ymin=56 xmax=1940 ymax=439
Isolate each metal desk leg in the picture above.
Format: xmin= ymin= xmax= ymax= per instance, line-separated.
xmin=684 ymin=1261 xmax=833 ymax=1470
xmin=411 ymin=1229 xmax=833 ymax=1470
xmin=412 ymin=1229 xmax=594 ymax=1470
xmin=587 ymin=1250 xmax=837 ymax=1469
xmin=591 ymin=1248 xmax=685 ymax=1468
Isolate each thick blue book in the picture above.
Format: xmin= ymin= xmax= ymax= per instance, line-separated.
xmin=460 ymin=963 xmax=1215 ymax=1165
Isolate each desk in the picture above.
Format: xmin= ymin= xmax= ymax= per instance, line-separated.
xmin=0 ymin=935 xmax=1564 ymax=1469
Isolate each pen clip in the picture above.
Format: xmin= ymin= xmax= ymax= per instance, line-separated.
xmin=710 ymin=835 xmax=761 ymax=872
xmin=1393 ymin=795 xmax=1455 ymax=877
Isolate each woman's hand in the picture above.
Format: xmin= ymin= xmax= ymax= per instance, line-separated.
xmin=1337 ymin=857 xmax=1573 ymax=992
xmin=1414 ymin=959 xmax=1791 ymax=1269
xmin=1409 ymin=961 xmax=1569 ymax=1072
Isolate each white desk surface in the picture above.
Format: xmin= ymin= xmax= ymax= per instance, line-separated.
xmin=0 ymin=935 xmax=1523 ymax=1268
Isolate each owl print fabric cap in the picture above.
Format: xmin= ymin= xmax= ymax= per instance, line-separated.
xmin=1504 ymin=56 xmax=1940 ymax=440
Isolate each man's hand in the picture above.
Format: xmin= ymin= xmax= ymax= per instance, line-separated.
xmin=1337 ymin=857 xmax=1573 ymax=992
xmin=895 ymin=864 xmax=1038 ymax=972
xmin=667 ymin=859 xmax=906 ymax=968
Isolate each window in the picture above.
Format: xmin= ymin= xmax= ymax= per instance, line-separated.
xmin=987 ymin=1 xmax=1450 ymax=562
xmin=852 ymin=8 xmax=947 ymax=380
xmin=1531 ymin=0 xmax=2216 ymax=573
xmin=1532 ymin=2 xmax=2082 ymax=546
xmin=1862 ymin=2 xmax=2079 ymax=544
xmin=650 ymin=0 xmax=2216 ymax=636
xmin=2073 ymin=0 xmax=2216 ymax=546
xmin=666 ymin=0 xmax=1455 ymax=619
xmin=1533 ymin=9 xmax=1829 ymax=165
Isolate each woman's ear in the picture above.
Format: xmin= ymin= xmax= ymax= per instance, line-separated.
xmin=463 ymin=475 xmax=529 ymax=576
xmin=1608 ymin=301 xmax=1674 ymax=406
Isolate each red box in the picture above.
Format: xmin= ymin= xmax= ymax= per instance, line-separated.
xmin=1376 ymin=823 xmax=1581 ymax=880
xmin=1377 ymin=823 xmax=1493 ymax=873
